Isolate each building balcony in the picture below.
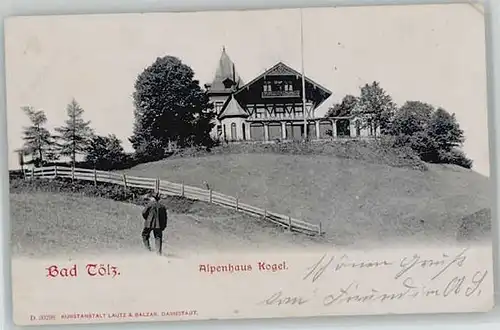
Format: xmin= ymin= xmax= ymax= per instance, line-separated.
xmin=247 ymin=113 xmax=306 ymax=121
xmin=261 ymin=90 xmax=301 ymax=98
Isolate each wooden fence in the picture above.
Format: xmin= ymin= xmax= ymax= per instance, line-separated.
xmin=24 ymin=166 xmax=323 ymax=236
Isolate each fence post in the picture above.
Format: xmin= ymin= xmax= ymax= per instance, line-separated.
xmin=235 ymin=197 xmax=239 ymax=211
xmin=288 ymin=216 xmax=292 ymax=231
xmin=122 ymin=174 xmax=128 ymax=191
xmin=208 ymin=189 xmax=213 ymax=203
xmin=54 ymin=165 xmax=58 ymax=179
xmin=71 ymin=166 xmax=75 ymax=181
xmin=264 ymin=209 xmax=267 ymax=219
xmin=156 ymin=178 xmax=160 ymax=194
xmin=31 ymin=167 xmax=35 ymax=180
xmin=181 ymin=182 xmax=185 ymax=197
xmin=93 ymin=168 xmax=97 ymax=187
xmin=318 ymin=222 xmax=322 ymax=235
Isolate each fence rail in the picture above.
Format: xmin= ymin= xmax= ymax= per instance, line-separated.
xmin=24 ymin=166 xmax=323 ymax=236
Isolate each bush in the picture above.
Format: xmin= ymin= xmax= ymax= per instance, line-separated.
xmin=85 ymin=134 xmax=134 ymax=170
xmin=457 ymin=208 xmax=491 ymax=241
xmin=10 ymin=177 xmax=224 ymax=215
xmin=387 ymin=102 xmax=472 ymax=169
xmin=10 ymin=177 xmax=150 ymax=204
xmin=437 ymin=149 xmax=473 ymax=169
xmin=42 ymin=157 xmax=141 ymax=172
xmin=9 ymin=170 xmax=24 ymax=181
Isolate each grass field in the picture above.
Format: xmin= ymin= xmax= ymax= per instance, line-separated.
xmin=10 ymin=141 xmax=492 ymax=256
xmin=10 ymin=191 xmax=326 ymax=257
xmin=120 ymin=153 xmax=492 ymax=243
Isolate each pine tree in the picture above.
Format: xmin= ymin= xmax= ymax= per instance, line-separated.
xmin=55 ymin=98 xmax=93 ymax=167
xmin=20 ymin=106 xmax=56 ymax=167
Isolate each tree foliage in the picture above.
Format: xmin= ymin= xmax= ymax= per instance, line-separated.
xmin=388 ymin=101 xmax=434 ymax=136
xmin=129 ymin=55 xmax=215 ymax=160
xmin=353 ymin=81 xmax=396 ymax=135
xmin=329 ymin=81 xmax=472 ymax=169
xmin=427 ymin=108 xmax=465 ymax=152
xmin=325 ymin=95 xmax=358 ymax=118
xmin=20 ymin=106 xmax=57 ymax=167
xmin=85 ymin=134 xmax=129 ymax=170
xmin=388 ymin=101 xmax=470 ymax=168
xmin=54 ymin=98 xmax=93 ymax=167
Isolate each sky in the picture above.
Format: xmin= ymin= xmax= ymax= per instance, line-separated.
xmin=4 ymin=3 xmax=490 ymax=176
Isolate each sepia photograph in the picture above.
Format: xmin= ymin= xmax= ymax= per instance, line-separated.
xmin=5 ymin=3 xmax=494 ymax=326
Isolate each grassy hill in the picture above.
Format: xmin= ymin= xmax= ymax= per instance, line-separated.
xmin=10 ymin=191 xmax=326 ymax=257
xmin=120 ymin=152 xmax=492 ymax=245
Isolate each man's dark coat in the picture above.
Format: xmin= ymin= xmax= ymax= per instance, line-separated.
xmin=142 ymin=200 xmax=168 ymax=230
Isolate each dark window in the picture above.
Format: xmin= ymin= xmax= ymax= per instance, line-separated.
xmin=214 ymin=101 xmax=224 ymax=113
xmin=263 ymin=81 xmax=272 ymax=92
xmin=223 ymin=78 xmax=234 ymax=89
xmin=270 ymin=80 xmax=293 ymax=92
xmin=263 ymin=80 xmax=294 ymax=93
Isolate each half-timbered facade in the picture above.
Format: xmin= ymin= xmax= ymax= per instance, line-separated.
xmin=204 ymin=47 xmax=378 ymax=142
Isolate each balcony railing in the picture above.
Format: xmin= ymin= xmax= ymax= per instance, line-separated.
xmin=261 ymin=90 xmax=301 ymax=98
xmin=248 ymin=113 xmax=307 ymax=120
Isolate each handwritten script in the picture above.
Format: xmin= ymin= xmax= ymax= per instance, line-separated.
xmin=257 ymin=247 xmax=491 ymax=308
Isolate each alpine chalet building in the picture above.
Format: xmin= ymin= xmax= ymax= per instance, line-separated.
xmin=204 ymin=47 xmax=378 ymax=142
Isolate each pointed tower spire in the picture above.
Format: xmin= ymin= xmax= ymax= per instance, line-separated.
xmin=207 ymin=47 xmax=243 ymax=93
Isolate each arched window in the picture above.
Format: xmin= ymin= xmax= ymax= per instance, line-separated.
xmin=231 ymin=123 xmax=237 ymax=140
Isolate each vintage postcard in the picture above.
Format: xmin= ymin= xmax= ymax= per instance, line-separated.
xmin=4 ymin=3 xmax=494 ymax=326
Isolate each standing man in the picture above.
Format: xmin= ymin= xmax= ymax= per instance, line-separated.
xmin=141 ymin=193 xmax=168 ymax=255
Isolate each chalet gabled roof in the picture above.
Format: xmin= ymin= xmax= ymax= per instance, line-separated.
xmin=208 ymin=47 xmax=243 ymax=93
xmin=313 ymin=94 xmax=337 ymax=117
xmin=218 ymin=95 xmax=248 ymax=119
xmin=234 ymin=61 xmax=333 ymax=96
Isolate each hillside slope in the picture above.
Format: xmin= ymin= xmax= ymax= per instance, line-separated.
xmin=10 ymin=192 xmax=325 ymax=257
xmin=121 ymin=153 xmax=492 ymax=244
